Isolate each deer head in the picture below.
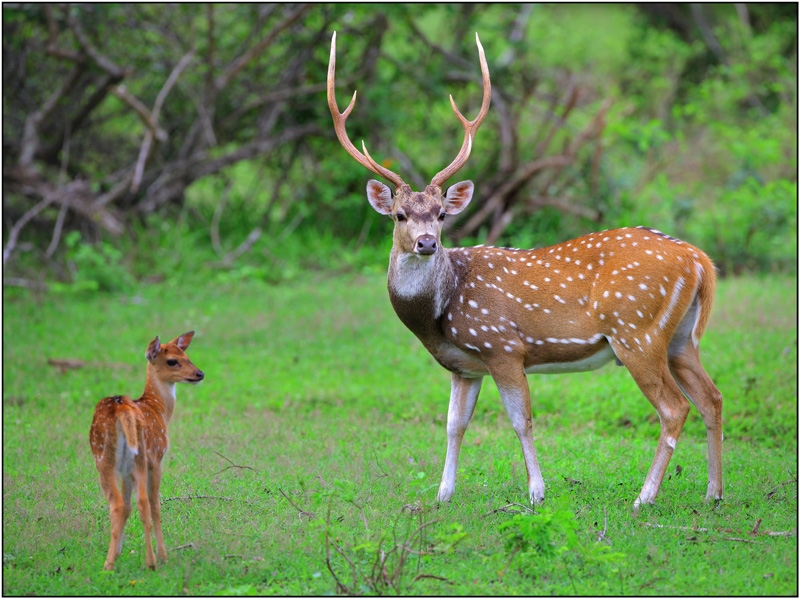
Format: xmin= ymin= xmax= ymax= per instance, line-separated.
xmin=327 ymin=32 xmax=491 ymax=259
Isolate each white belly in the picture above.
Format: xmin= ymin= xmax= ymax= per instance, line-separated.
xmin=432 ymin=338 xmax=618 ymax=377
xmin=524 ymin=343 xmax=617 ymax=374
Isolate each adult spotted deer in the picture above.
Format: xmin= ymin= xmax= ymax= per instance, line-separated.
xmin=327 ymin=32 xmax=722 ymax=507
xmin=89 ymin=332 xmax=204 ymax=570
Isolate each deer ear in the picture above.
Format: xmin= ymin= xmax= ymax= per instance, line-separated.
xmin=366 ymin=180 xmax=394 ymax=215
xmin=443 ymin=180 xmax=474 ymax=215
xmin=146 ymin=336 xmax=161 ymax=361
xmin=171 ymin=331 xmax=194 ymax=351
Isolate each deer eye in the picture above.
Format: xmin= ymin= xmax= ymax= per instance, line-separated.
xmin=167 ymin=359 xmax=179 ymax=366
xmin=438 ymin=212 xmax=446 ymax=221
xmin=396 ymin=212 xmax=407 ymax=222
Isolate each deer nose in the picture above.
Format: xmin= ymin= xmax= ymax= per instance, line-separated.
xmin=195 ymin=370 xmax=205 ymax=381
xmin=416 ymin=235 xmax=438 ymax=255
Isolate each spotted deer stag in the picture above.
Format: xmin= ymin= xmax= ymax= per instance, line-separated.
xmin=327 ymin=32 xmax=722 ymax=507
xmin=89 ymin=332 xmax=204 ymax=570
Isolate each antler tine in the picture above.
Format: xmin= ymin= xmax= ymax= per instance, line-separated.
xmin=430 ymin=32 xmax=492 ymax=188
xmin=327 ymin=32 xmax=406 ymax=190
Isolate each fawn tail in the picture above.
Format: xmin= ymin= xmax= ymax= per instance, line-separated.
xmin=114 ymin=398 xmax=141 ymax=455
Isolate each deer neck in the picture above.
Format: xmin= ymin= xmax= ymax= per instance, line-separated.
xmin=141 ymin=363 xmax=177 ymax=423
xmin=387 ymin=247 xmax=458 ymax=342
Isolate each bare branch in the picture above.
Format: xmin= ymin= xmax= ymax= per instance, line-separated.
xmin=153 ymin=49 xmax=196 ymax=121
xmin=110 ymin=85 xmax=166 ymax=140
xmin=43 ymin=5 xmax=82 ymax=61
xmin=452 ymin=154 xmax=573 ymax=238
xmin=139 ymin=122 xmax=320 ymax=213
xmin=18 ymin=66 xmax=83 ymax=169
xmin=4 ymin=174 xmax=124 ymax=236
xmin=46 ymin=124 xmax=73 ymax=258
xmin=3 ymin=197 xmax=55 ymax=264
xmin=67 ymin=11 xmax=125 ymax=78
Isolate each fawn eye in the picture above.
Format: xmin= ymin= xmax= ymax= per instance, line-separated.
xmin=167 ymin=359 xmax=178 ymax=366
xmin=438 ymin=212 xmax=446 ymax=221
xmin=396 ymin=212 xmax=407 ymax=222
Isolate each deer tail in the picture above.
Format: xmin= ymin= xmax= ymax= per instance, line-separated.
xmin=691 ymin=253 xmax=717 ymax=347
xmin=115 ymin=399 xmax=141 ymax=455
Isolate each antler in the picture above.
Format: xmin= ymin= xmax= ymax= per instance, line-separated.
xmin=430 ymin=33 xmax=492 ymax=188
xmin=327 ymin=32 xmax=407 ymax=190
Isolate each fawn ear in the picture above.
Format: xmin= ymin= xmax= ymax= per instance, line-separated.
xmin=366 ymin=180 xmax=394 ymax=215
xmin=146 ymin=336 xmax=161 ymax=361
xmin=443 ymin=181 xmax=474 ymax=215
xmin=171 ymin=331 xmax=194 ymax=351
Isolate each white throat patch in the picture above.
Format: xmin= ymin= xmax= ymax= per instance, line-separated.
xmin=390 ymin=252 xmax=451 ymax=318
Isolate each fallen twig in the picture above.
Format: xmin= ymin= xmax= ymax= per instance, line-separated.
xmin=483 ymin=502 xmax=536 ymax=517
xmin=47 ymin=358 xmax=135 ymax=373
xmin=412 ymin=573 xmax=453 ymax=585
xmin=751 ymin=517 xmax=762 ymax=535
xmin=642 ymin=521 xmax=795 ymax=538
xmin=643 ymin=522 xmax=708 ymax=532
xmin=278 ymin=488 xmax=314 ymax=520
xmin=212 ymin=450 xmax=256 ymax=475
xmin=173 ymin=543 xmax=195 ymax=552
xmin=162 ymin=494 xmax=235 ymax=503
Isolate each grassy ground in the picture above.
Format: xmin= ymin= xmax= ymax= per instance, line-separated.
xmin=2 ymin=272 xmax=797 ymax=595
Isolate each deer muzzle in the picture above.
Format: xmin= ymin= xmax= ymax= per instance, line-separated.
xmin=415 ymin=234 xmax=438 ymax=256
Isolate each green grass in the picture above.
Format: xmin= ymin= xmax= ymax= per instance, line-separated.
xmin=2 ymin=273 xmax=797 ymax=595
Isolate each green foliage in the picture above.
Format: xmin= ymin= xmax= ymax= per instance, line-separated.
xmin=687 ymin=178 xmax=797 ymax=275
xmin=51 ymin=231 xmax=137 ymax=294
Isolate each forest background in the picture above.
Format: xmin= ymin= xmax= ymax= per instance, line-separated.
xmin=2 ymin=3 xmax=796 ymax=286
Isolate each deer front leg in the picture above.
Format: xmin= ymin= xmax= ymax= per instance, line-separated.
xmin=491 ymin=364 xmax=545 ymax=504
xmin=437 ymin=374 xmax=483 ymax=502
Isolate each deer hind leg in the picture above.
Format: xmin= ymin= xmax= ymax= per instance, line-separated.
xmin=491 ymin=365 xmax=545 ymax=504
xmin=148 ymin=463 xmax=167 ymax=563
xmin=437 ymin=374 xmax=483 ymax=502
xmin=98 ymin=465 xmax=129 ymax=571
xmin=618 ymin=345 xmax=691 ymax=508
xmin=132 ymin=457 xmax=156 ymax=569
xmin=668 ymin=341 xmax=723 ymax=501
xmin=117 ymin=473 xmax=134 ymax=556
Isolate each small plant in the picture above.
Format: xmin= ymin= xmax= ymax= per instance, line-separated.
xmin=497 ymin=504 xmax=626 ymax=593
xmin=314 ymin=480 xmax=466 ymax=595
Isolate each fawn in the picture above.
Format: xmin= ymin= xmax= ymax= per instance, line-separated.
xmin=89 ymin=331 xmax=204 ymax=570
